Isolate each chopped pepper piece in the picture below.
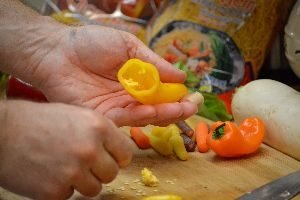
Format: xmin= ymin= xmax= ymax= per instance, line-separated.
xmin=141 ymin=168 xmax=159 ymax=187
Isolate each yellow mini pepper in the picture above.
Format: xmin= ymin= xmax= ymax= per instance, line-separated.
xmin=142 ymin=195 xmax=182 ymax=200
xmin=117 ymin=59 xmax=188 ymax=104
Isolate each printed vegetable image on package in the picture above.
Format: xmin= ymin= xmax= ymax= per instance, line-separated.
xmin=151 ymin=21 xmax=244 ymax=94
xmin=147 ymin=0 xmax=295 ymax=115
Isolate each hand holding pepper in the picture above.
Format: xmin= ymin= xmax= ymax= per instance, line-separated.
xmin=3 ymin=23 xmax=198 ymax=127
xmin=118 ymin=59 xmax=188 ymax=105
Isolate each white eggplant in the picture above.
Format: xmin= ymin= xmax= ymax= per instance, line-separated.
xmin=232 ymin=79 xmax=300 ymax=160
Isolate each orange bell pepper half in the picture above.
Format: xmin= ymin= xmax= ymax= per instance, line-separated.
xmin=118 ymin=59 xmax=188 ymax=104
xmin=239 ymin=117 xmax=265 ymax=154
xmin=207 ymin=117 xmax=265 ymax=158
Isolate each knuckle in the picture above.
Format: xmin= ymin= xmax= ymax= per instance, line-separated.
xmin=86 ymin=147 xmax=98 ymax=162
xmin=83 ymin=110 xmax=102 ymax=127
xmin=67 ymin=167 xmax=82 ymax=182
xmin=75 ymin=145 xmax=98 ymax=163
xmin=88 ymin=114 xmax=108 ymax=135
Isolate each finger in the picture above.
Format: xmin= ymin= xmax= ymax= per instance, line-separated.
xmin=73 ymin=168 xmax=102 ymax=198
xmin=122 ymin=32 xmax=186 ymax=83
xmin=102 ymin=120 xmax=133 ymax=168
xmin=136 ymin=43 xmax=186 ymax=83
xmin=180 ymin=92 xmax=204 ymax=106
xmin=147 ymin=102 xmax=198 ymax=125
xmin=106 ymin=102 xmax=198 ymax=127
xmin=95 ymin=93 xmax=137 ymax=114
xmin=91 ymin=150 xmax=119 ymax=183
xmin=104 ymin=105 xmax=157 ymax=126
xmin=64 ymin=187 xmax=75 ymax=200
xmin=41 ymin=183 xmax=74 ymax=200
xmin=153 ymin=102 xmax=198 ymax=124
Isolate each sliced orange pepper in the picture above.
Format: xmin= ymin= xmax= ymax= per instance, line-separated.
xmin=206 ymin=121 xmax=244 ymax=157
xmin=118 ymin=59 xmax=188 ymax=105
xmin=206 ymin=117 xmax=265 ymax=158
xmin=239 ymin=117 xmax=265 ymax=154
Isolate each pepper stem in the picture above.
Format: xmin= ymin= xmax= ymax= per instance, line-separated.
xmin=212 ymin=123 xmax=226 ymax=140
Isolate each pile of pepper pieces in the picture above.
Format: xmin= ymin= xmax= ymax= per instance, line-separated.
xmin=130 ymin=117 xmax=265 ymax=159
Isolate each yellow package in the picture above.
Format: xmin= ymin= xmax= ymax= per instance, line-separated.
xmin=147 ymin=0 xmax=295 ymax=95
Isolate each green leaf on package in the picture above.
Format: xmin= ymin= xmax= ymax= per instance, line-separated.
xmin=197 ymin=92 xmax=232 ymax=122
xmin=173 ymin=62 xmax=232 ymax=122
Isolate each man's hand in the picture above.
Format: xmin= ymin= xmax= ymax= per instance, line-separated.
xmin=31 ymin=25 xmax=198 ymax=127
xmin=0 ymin=0 xmax=197 ymax=127
xmin=0 ymin=0 xmax=197 ymax=126
xmin=0 ymin=100 xmax=132 ymax=200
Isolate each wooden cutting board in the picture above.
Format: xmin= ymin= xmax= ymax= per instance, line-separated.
xmin=1 ymin=116 xmax=300 ymax=200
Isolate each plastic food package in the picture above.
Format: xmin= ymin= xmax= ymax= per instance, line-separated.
xmin=147 ymin=0 xmax=295 ymax=108
xmin=58 ymin=0 xmax=161 ymax=19
xmin=55 ymin=0 xmax=162 ymax=41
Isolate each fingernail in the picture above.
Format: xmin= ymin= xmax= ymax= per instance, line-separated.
xmin=181 ymin=92 xmax=204 ymax=106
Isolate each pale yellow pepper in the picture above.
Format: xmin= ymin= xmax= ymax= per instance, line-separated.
xmin=150 ymin=124 xmax=188 ymax=160
xmin=170 ymin=134 xmax=188 ymax=161
xmin=148 ymin=134 xmax=173 ymax=156
xmin=152 ymin=125 xmax=180 ymax=139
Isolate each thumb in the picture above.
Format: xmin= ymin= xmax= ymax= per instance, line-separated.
xmin=122 ymin=32 xmax=186 ymax=83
